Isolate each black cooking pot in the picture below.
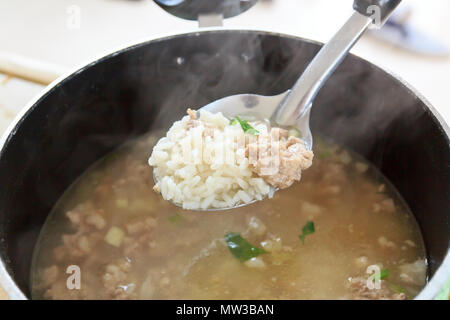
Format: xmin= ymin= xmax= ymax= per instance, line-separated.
xmin=0 ymin=30 xmax=448 ymax=299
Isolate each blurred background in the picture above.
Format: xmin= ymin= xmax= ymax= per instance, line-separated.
xmin=0 ymin=0 xmax=449 ymax=300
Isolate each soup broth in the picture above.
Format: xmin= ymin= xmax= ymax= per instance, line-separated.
xmin=31 ymin=134 xmax=427 ymax=300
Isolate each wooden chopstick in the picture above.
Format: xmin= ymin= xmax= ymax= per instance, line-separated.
xmin=0 ymin=52 xmax=67 ymax=86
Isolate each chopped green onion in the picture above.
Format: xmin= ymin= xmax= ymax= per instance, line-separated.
xmin=229 ymin=116 xmax=260 ymax=135
xmin=380 ymin=269 xmax=390 ymax=280
xmin=299 ymin=221 xmax=315 ymax=244
xmin=225 ymin=232 xmax=267 ymax=262
xmin=371 ymin=268 xmax=390 ymax=282
xmin=245 ymin=128 xmax=260 ymax=135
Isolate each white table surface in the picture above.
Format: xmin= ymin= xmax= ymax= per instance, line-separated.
xmin=0 ymin=0 xmax=449 ymax=299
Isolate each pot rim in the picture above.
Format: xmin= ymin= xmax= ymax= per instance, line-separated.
xmin=0 ymin=27 xmax=448 ymax=300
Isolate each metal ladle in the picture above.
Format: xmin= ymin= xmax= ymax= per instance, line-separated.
xmin=156 ymin=0 xmax=402 ymax=210
xmin=203 ymin=0 xmax=402 ymax=149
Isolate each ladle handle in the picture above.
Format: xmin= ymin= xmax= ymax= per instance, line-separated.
xmin=275 ymin=0 xmax=401 ymax=126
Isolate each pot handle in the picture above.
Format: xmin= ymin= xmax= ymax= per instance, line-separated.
xmin=353 ymin=0 xmax=402 ymax=27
